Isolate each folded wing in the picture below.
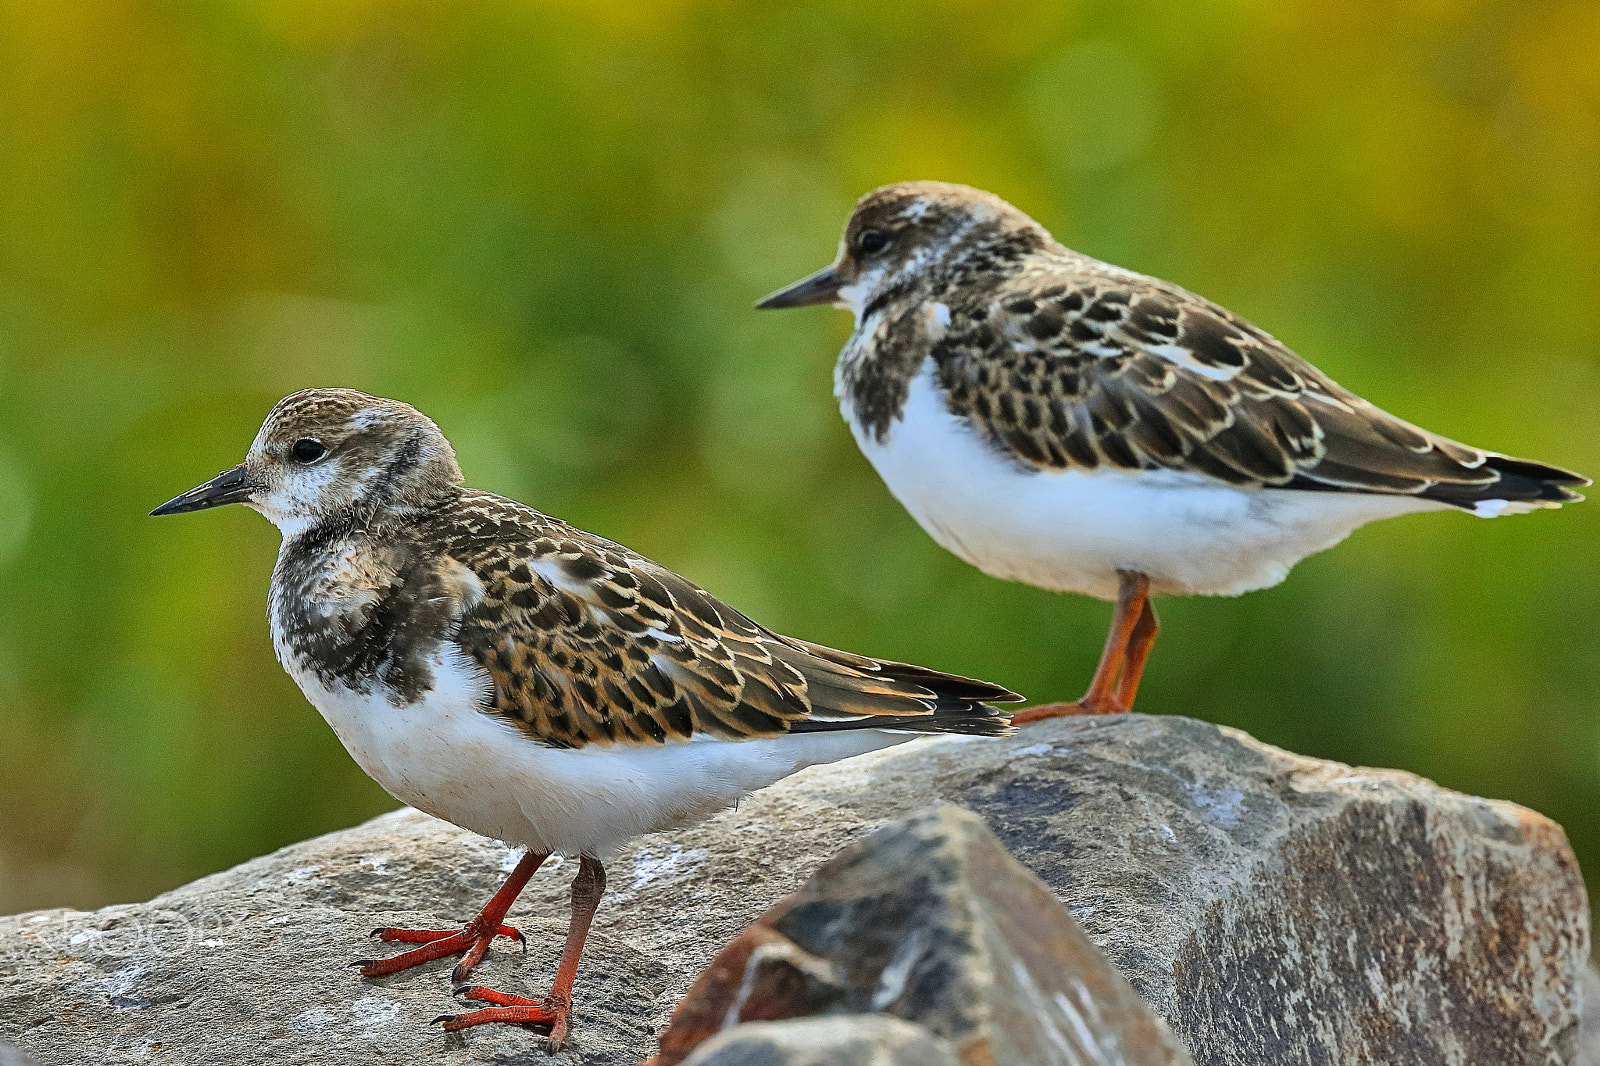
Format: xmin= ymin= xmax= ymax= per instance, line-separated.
xmin=446 ymin=498 xmax=1018 ymax=749
xmin=930 ymin=268 xmax=1587 ymax=510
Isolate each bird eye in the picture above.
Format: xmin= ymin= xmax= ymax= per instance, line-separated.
xmin=291 ymin=438 xmax=327 ymax=464
xmin=857 ymin=229 xmax=890 ymax=255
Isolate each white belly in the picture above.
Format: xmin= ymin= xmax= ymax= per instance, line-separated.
xmin=287 ymin=644 xmax=906 ymax=857
xmin=844 ymin=360 xmax=1445 ymax=600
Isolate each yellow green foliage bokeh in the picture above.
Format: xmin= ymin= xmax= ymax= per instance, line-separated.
xmin=0 ymin=0 xmax=1596 ymax=910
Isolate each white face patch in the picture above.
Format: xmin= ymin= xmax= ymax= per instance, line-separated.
xmin=255 ymin=460 xmax=357 ymax=533
xmin=835 ymin=283 xmax=865 ymax=318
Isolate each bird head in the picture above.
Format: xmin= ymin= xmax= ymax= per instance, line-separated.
xmin=150 ymin=388 xmax=463 ymax=537
xmin=756 ymin=181 xmax=1051 ymax=320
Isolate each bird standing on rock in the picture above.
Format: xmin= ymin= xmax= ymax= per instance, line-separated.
xmin=150 ymin=387 xmax=1018 ymax=1048
xmin=759 ymin=181 xmax=1586 ymax=721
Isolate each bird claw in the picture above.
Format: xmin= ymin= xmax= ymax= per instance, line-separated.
xmin=433 ymin=984 xmax=558 ymax=1035
xmin=358 ymin=921 xmax=526 ymax=981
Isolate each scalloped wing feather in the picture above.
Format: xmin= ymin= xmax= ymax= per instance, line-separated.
xmin=928 ymin=262 xmax=1586 ymax=509
xmin=441 ymin=493 xmax=1018 ymax=750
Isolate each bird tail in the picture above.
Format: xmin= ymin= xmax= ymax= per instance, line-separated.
xmin=1423 ymin=454 xmax=1588 ymax=515
xmin=777 ymin=639 xmax=1021 ymax=738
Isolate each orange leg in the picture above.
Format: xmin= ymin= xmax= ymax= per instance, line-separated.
xmin=357 ymin=850 xmax=547 ymax=984
xmin=1013 ymin=571 xmax=1155 ymax=724
xmin=1115 ymin=596 xmax=1159 ymax=708
xmin=435 ymin=855 xmax=607 ymax=1051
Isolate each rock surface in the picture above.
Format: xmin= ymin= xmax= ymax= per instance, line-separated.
xmin=1580 ymin=965 xmax=1600 ymax=1066
xmin=0 ymin=715 xmax=1588 ymax=1064
xmin=0 ymin=1044 xmax=35 ymax=1066
xmin=678 ymin=1017 xmax=960 ymax=1066
xmin=651 ymin=805 xmax=1190 ymax=1066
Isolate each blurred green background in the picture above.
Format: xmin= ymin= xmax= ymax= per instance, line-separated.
xmin=0 ymin=0 xmax=1596 ymax=914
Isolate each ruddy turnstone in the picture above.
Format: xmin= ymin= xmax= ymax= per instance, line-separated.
xmin=149 ymin=387 xmax=1017 ymax=1047
xmin=759 ymin=181 xmax=1587 ymax=721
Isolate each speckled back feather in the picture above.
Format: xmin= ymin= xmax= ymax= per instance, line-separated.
xmin=438 ymin=491 xmax=1016 ymax=747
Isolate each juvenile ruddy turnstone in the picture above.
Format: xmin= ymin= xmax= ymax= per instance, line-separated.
xmin=759 ymin=181 xmax=1587 ymax=721
xmin=149 ymin=387 xmax=1017 ymax=1047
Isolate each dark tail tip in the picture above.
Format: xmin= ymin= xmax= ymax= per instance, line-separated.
xmin=1484 ymin=454 xmax=1589 ymax=502
xmin=1424 ymin=453 xmax=1588 ymax=509
xmin=906 ymin=666 xmax=1022 ymax=737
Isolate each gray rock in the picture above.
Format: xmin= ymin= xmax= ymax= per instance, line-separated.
xmin=650 ymin=805 xmax=1190 ymax=1066
xmin=0 ymin=715 xmax=1587 ymax=1064
xmin=0 ymin=1043 xmax=36 ymax=1066
xmin=678 ymin=1016 xmax=959 ymax=1066
xmin=1579 ymin=964 xmax=1600 ymax=1066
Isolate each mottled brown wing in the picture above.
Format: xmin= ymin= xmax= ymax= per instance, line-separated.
xmin=444 ymin=494 xmax=1017 ymax=749
xmin=932 ymin=269 xmax=1586 ymax=507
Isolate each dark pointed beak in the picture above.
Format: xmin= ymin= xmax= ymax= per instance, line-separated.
xmin=755 ymin=266 xmax=844 ymax=310
xmin=150 ymin=465 xmax=253 ymax=516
